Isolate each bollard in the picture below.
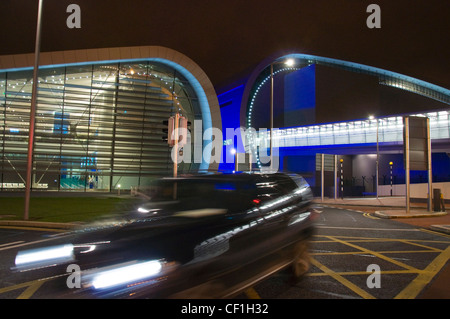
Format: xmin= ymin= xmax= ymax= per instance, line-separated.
xmin=433 ymin=189 xmax=441 ymax=212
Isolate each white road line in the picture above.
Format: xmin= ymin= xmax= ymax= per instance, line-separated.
xmin=0 ymin=236 xmax=68 ymax=252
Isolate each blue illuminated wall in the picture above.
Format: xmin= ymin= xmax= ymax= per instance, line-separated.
xmin=283 ymin=64 xmax=316 ymax=127
xmin=218 ymin=84 xmax=245 ymax=170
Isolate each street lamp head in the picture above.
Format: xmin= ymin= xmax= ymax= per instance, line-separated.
xmin=368 ymin=115 xmax=375 ymax=120
xmin=285 ymin=58 xmax=295 ymax=67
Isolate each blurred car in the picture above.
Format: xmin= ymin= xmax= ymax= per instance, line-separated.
xmin=13 ymin=172 xmax=317 ymax=298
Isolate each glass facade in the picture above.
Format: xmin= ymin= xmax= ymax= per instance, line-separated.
xmin=0 ymin=60 xmax=200 ymax=192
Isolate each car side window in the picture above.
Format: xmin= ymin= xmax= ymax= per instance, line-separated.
xmin=270 ymin=175 xmax=298 ymax=195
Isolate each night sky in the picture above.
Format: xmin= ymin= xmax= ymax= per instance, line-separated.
xmin=0 ymin=0 xmax=449 ymax=90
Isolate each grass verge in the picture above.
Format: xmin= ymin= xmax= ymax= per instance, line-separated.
xmin=0 ymin=197 xmax=137 ymax=223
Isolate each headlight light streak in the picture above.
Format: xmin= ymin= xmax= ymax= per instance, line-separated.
xmin=83 ymin=260 xmax=176 ymax=290
xmin=15 ymin=244 xmax=75 ymax=271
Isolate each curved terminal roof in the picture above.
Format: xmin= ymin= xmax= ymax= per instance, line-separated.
xmin=281 ymin=53 xmax=450 ymax=105
xmin=243 ymin=53 xmax=450 ymax=131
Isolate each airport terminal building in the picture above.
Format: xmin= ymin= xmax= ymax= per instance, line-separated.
xmin=0 ymin=46 xmax=221 ymax=192
xmin=1 ymin=46 xmax=449 ymax=195
xmin=217 ymin=53 xmax=450 ymax=196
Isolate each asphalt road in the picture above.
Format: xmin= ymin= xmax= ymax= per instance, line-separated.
xmin=245 ymin=205 xmax=450 ymax=299
xmin=0 ymin=206 xmax=449 ymax=299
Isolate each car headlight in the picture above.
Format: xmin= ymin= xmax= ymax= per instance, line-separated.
xmin=14 ymin=244 xmax=74 ymax=271
xmin=83 ymin=259 xmax=177 ymax=290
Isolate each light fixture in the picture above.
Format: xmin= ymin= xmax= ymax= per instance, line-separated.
xmin=285 ymin=58 xmax=295 ymax=67
xmin=15 ymin=244 xmax=74 ymax=271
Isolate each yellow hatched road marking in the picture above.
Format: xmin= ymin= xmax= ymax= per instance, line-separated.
xmin=311 ymin=249 xmax=441 ymax=256
xmin=395 ymin=245 xmax=450 ymax=299
xmin=325 ymin=235 xmax=419 ymax=271
xmin=16 ymin=279 xmax=49 ymax=299
xmin=307 ymin=269 xmax=422 ymax=276
xmin=308 ymin=233 xmax=450 ymax=299
xmin=314 ymin=234 xmax=450 ymax=244
xmin=396 ymin=239 xmax=442 ymax=252
xmin=420 ymin=228 xmax=450 ymax=239
xmin=0 ymin=278 xmax=51 ymax=299
xmin=310 ymin=257 xmax=376 ymax=299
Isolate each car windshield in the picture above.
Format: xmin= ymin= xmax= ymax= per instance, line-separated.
xmin=143 ymin=178 xmax=259 ymax=213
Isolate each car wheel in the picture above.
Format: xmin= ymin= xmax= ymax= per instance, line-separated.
xmin=290 ymin=242 xmax=310 ymax=283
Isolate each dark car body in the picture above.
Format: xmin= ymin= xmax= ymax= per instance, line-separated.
xmin=13 ymin=172 xmax=316 ymax=298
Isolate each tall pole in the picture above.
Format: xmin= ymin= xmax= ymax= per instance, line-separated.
xmin=404 ymin=117 xmax=410 ymax=214
xmin=340 ymin=158 xmax=344 ymax=200
xmin=173 ymin=113 xmax=179 ymax=178
xmin=321 ymin=154 xmax=324 ymax=202
xmin=426 ymin=117 xmax=432 ymax=212
xmin=389 ymin=162 xmax=393 ymax=196
xmin=269 ymin=63 xmax=274 ymax=171
xmin=24 ymin=0 xmax=44 ymax=220
xmin=334 ymin=155 xmax=338 ymax=199
xmin=172 ymin=113 xmax=179 ymax=200
xmin=376 ymin=119 xmax=379 ymax=199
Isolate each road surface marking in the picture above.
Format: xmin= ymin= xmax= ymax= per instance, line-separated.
xmin=326 ymin=235 xmax=419 ymax=271
xmin=245 ymin=287 xmax=261 ymax=299
xmin=0 ymin=235 xmax=69 ymax=251
xmin=310 ymin=257 xmax=376 ymax=299
xmin=395 ymin=245 xmax=450 ymax=299
xmin=0 ymin=226 xmax=66 ymax=233
xmin=420 ymin=228 xmax=450 ymax=239
xmin=363 ymin=213 xmax=380 ymax=220
xmin=16 ymin=279 xmax=49 ymax=299
xmin=0 ymin=241 xmax=24 ymax=248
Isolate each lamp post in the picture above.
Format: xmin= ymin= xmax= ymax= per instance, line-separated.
xmin=269 ymin=58 xmax=295 ymax=171
xmin=389 ymin=161 xmax=393 ymax=196
xmin=24 ymin=0 xmax=44 ymax=220
xmin=369 ymin=115 xmax=379 ymax=199
xmin=340 ymin=158 xmax=344 ymax=199
xmin=231 ymin=148 xmax=238 ymax=172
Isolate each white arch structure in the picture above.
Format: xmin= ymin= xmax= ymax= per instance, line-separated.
xmin=0 ymin=45 xmax=221 ymax=170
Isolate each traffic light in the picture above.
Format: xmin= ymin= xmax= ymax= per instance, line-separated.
xmin=162 ymin=114 xmax=190 ymax=147
xmin=178 ymin=116 xmax=190 ymax=147
xmin=162 ymin=116 xmax=176 ymax=147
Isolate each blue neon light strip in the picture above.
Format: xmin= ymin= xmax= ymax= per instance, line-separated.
xmin=217 ymin=84 xmax=244 ymax=98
